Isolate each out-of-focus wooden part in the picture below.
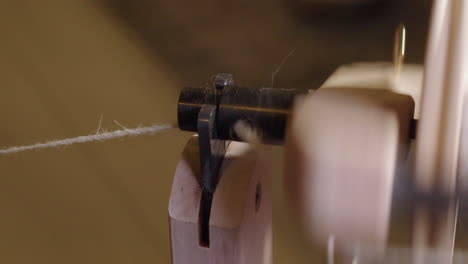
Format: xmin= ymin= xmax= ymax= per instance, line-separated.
xmin=413 ymin=0 xmax=468 ymax=262
xmin=320 ymin=62 xmax=423 ymax=117
xmin=415 ymin=0 xmax=465 ymax=200
xmin=169 ymin=136 xmax=272 ymax=264
xmin=285 ymin=88 xmax=414 ymax=258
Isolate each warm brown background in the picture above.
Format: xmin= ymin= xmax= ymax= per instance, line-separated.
xmin=0 ymin=0 xmax=431 ymax=263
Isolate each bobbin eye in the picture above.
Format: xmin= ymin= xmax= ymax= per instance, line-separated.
xmin=255 ymin=182 xmax=262 ymax=212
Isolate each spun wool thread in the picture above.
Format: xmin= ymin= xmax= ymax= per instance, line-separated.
xmin=271 ymin=48 xmax=295 ymax=88
xmin=0 ymin=124 xmax=174 ymax=155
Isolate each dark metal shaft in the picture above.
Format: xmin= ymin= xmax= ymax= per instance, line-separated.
xmin=178 ymin=85 xmax=306 ymax=144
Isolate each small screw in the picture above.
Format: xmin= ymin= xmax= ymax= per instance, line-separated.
xmin=213 ymin=73 xmax=234 ymax=89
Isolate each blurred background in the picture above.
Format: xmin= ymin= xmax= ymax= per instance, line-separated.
xmin=0 ymin=0 xmax=432 ymax=263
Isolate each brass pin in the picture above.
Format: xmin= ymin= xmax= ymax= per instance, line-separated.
xmin=393 ymin=23 xmax=406 ymax=76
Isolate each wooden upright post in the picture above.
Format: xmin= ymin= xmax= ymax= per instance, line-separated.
xmin=169 ymin=136 xmax=272 ymax=264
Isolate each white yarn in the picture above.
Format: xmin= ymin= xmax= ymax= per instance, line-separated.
xmin=233 ymin=120 xmax=260 ymax=144
xmin=0 ymin=124 xmax=174 ymax=155
xmin=271 ymin=48 xmax=295 ymax=88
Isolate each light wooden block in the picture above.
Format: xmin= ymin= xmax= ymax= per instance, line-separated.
xmin=285 ymin=88 xmax=414 ymax=258
xmin=169 ymin=136 xmax=272 ymax=264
